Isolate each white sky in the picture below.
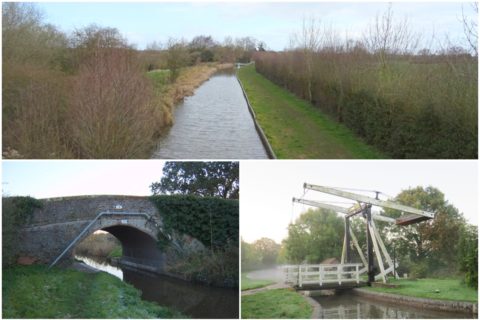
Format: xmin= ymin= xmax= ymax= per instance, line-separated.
xmin=37 ymin=1 xmax=478 ymax=51
xmin=2 ymin=160 xmax=166 ymax=198
xmin=240 ymin=160 xmax=478 ymax=243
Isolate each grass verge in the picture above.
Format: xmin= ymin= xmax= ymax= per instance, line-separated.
xmin=241 ymin=288 xmax=312 ymax=319
xmin=365 ymin=278 xmax=477 ymax=302
xmin=241 ymin=273 xmax=275 ymax=291
xmin=2 ymin=265 xmax=185 ymax=318
xmin=237 ymin=64 xmax=383 ymax=159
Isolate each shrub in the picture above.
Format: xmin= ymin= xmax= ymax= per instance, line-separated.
xmin=69 ymin=49 xmax=163 ymax=158
xmin=2 ymin=197 xmax=43 ymax=266
xmin=409 ymin=261 xmax=429 ymax=279
xmin=165 ymin=243 xmax=238 ymax=287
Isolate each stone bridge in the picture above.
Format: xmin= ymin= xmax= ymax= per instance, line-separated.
xmin=17 ymin=195 xmax=203 ymax=274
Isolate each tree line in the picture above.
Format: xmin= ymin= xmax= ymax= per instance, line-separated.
xmin=2 ymin=3 xmax=263 ymax=159
xmin=253 ymin=6 xmax=477 ymax=159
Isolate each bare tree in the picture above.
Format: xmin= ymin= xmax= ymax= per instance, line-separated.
xmin=165 ymin=38 xmax=189 ymax=82
xmin=363 ymin=4 xmax=420 ymax=67
xmin=461 ymin=3 xmax=478 ymax=56
xmin=292 ymin=16 xmax=322 ymax=102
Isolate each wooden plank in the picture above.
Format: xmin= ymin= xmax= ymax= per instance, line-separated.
xmin=396 ymin=214 xmax=431 ymax=226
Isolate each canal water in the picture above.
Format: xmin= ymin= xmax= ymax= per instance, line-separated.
xmin=313 ymin=291 xmax=473 ymax=319
xmin=152 ymin=69 xmax=269 ymax=159
xmin=75 ymin=255 xmax=239 ymax=319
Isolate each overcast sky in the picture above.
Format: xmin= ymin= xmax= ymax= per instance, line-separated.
xmin=36 ymin=2 xmax=477 ymax=51
xmin=240 ymin=161 xmax=478 ymax=243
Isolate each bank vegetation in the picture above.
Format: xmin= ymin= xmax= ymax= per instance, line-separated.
xmin=253 ymin=6 xmax=477 ymax=158
xmin=2 ymin=3 xmax=260 ymax=159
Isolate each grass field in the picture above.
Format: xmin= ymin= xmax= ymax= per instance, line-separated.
xmin=365 ymin=278 xmax=478 ymax=302
xmin=237 ymin=64 xmax=383 ymax=159
xmin=241 ymin=273 xmax=275 ymax=291
xmin=2 ymin=265 xmax=185 ymax=318
xmin=241 ymin=289 xmax=312 ymax=319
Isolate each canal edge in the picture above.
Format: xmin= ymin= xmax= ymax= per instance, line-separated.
xmin=352 ymin=288 xmax=478 ymax=315
xmin=300 ymin=293 xmax=323 ymax=319
xmin=235 ymin=69 xmax=277 ymax=159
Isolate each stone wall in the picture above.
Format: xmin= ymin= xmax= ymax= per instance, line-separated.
xmin=28 ymin=195 xmax=159 ymax=226
xmin=17 ymin=195 xmax=204 ymax=271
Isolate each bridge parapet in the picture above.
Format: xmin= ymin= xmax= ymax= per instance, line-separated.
xmin=28 ymin=195 xmax=159 ymax=226
xmin=283 ymin=263 xmax=365 ymax=288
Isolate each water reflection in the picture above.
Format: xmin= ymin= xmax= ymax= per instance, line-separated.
xmin=74 ymin=255 xmax=123 ymax=279
xmin=74 ymin=255 xmax=239 ymax=319
xmin=153 ymin=70 xmax=268 ymax=159
xmin=314 ymin=292 xmax=472 ymax=319
xmin=123 ymin=268 xmax=238 ymax=319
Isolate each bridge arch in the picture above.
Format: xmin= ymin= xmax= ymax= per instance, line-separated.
xmin=17 ymin=195 xmax=203 ymax=274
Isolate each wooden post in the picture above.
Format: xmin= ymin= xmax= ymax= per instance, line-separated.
xmin=299 ymin=265 xmax=302 ymax=287
xmin=345 ymin=217 xmax=351 ymax=263
xmin=319 ymin=265 xmax=323 ymax=286
xmin=338 ymin=265 xmax=342 ymax=285
xmin=356 ymin=264 xmax=360 ymax=283
xmin=366 ymin=205 xmax=375 ymax=284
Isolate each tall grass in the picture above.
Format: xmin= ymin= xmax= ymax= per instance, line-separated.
xmin=2 ymin=64 xmax=72 ymax=158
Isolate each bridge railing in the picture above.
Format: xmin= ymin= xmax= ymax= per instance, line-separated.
xmin=283 ymin=263 xmax=364 ymax=287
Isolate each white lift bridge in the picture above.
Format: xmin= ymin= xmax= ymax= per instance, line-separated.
xmin=284 ymin=183 xmax=435 ymax=289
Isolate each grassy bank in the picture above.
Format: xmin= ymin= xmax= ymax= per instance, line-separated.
xmin=365 ymin=278 xmax=478 ymax=302
xmin=241 ymin=273 xmax=275 ymax=291
xmin=2 ymin=265 xmax=185 ymax=318
xmin=237 ymin=64 xmax=383 ymax=159
xmin=241 ymin=289 xmax=312 ymax=319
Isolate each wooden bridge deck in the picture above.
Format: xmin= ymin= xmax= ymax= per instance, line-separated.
xmin=283 ymin=263 xmax=366 ymax=290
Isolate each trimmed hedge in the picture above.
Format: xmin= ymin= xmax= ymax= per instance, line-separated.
xmin=149 ymin=195 xmax=238 ymax=248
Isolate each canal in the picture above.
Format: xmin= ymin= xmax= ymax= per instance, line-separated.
xmin=245 ymin=268 xmax=473 ymax=319
xmin=75 ymin=255 xmax=239 ymax=319
xmin=152 ymin=69 xmax=269 ymax=159
xmin=313 ymin=291 xmax=473 ymax=319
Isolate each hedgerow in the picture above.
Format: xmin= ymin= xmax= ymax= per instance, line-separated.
xmin=149 ymin=195 xmax=238 ymax=249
